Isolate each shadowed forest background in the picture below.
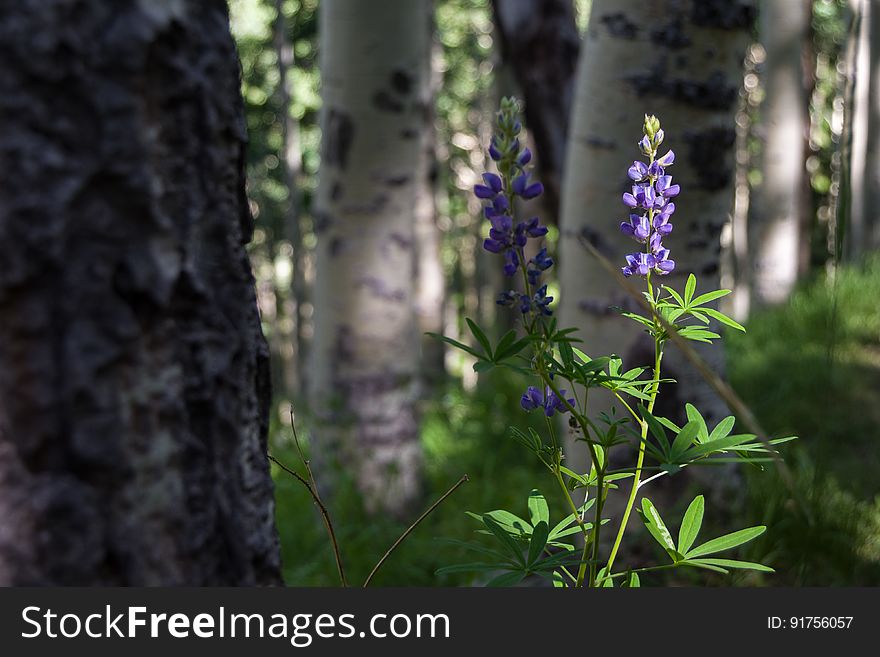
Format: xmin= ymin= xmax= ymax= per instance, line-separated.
xmin=0 ymin=0 xmax=878 ymax=587
xmin=231 ymin=0 xmax=879 ymax=586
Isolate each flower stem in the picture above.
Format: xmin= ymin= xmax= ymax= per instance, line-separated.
xmin=604 ymin=274 xmax=664 ymax=575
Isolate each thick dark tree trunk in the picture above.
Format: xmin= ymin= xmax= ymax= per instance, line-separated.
xmin=491 ymin=0 xmax=580 ymax=222
xmin=0 ymin=0 xmax=281 ymax=585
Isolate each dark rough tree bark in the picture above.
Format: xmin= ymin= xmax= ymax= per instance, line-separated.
xmin=492 ymin=0 xmax=580 ymax=222
xmin=0 ymin=0 xmax=281 ymax=585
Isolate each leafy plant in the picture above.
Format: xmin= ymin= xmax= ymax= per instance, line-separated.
xmin=433 ymin=103 xmax=793 ymax=587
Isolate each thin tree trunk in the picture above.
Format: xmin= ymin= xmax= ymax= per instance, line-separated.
xmin=491 ymin=0 xmax=580 ymax=222
xmin=558 ymin=0 xmax=753 ymax=490
xmin=274 ymin=0 xmax=307 ymax=397
xmin=0 ymin=0 xmax=281 ymax=585
xmin=750 ymin=0 xmax=810 ymax=307
xmin=415 ymin=35 xmax=446 ymax=387
xmin=311 ymin=0 xmax=430 ymax=516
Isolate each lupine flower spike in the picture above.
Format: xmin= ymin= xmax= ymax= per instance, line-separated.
xmin=620 ymin=115 xmax=677 ymax=278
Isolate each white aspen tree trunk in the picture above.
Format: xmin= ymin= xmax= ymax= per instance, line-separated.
xmin=750 ymin=0 xmax=810 ymax=307
xmin=415 ymin=36 xmax=446 ymax=387
xmin=311 ymin=0 xmax=430 ymax=515
xmin=850 ymin=0 xmax=880 ymax=257
xmin=558 ymin=0 xmax=753 ymax=498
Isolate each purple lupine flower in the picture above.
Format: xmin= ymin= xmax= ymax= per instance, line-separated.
xmin=520 ymin=385 xmax=575 ymax=416
xmin=527 ymin=248 xmax=554 ymax=285
xmin=656 ymin=150 xmax=675 ymax=167
xmin=497 ymin=290 xmax=518 ymax=307
xmin=628 ymin=160 xmax=648 ymax=181
xmin=650 ymin=233 xmax=675 ymax=274
xmin=533 ymin=285 xmax=553 ymax=316
xmin=622 ymin=252 xmax=653 ymax=277
xmin=619 ymin=115 xmax=678 ymax=278
xmin=521 ymin=216 xmax=548 ymax=238
xmin=656 ymin=175 xmax=680 ymax=198
xmin=512 ymin=173 xmax=544 ymax=200
xmin=503 ymin=249 xmax=519 ymax=276
xmin=477 ymin=97 xmax=553 ymax=310
xmin=620 ymin=213 xmax=651 ymax=242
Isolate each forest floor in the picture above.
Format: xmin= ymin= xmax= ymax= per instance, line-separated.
xmin=270 ymin=258 xmax=880 ymax=586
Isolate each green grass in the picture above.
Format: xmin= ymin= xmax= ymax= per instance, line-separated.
xmin=271 ymin=370 xmax=566 ymax=586
xmin=727 ymin=257 xmax=880 ymax=585
xmin=271 ymin=258 xmax=880 ymax=586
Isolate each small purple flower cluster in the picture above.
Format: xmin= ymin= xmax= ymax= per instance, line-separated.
xmin=476 ymin=97 xmax=554 ymax=317
xmin=620 ymin=115 xmax=678 ymax=278
xmin=520 ymin=386 xmax=576 ymax=417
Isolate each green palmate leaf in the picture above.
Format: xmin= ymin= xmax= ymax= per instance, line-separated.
xmin=435 ymin=562 xmax=510 ymax=575
xmin=549 ymin=500 xmax=594 ymax=540
xmin=689 ymin=558 xmax=774 ymax=573
xmin=425 ymin=333 xmax=482 ymax=359
xmin=701 ymin=307 xmax=746 ymax=332
xmin=679 ymin=560 xmax=729 ymax=574
xmin=640 ymin=407 xmax=670 ymax=454
xmin=708 ymin=416 xmax=736 ymax=442
xmin=685 ymin=404 xmax=709 ymax=442
xmin=684 ymin=273 xmax=697 ymax=305
xmin=558 ymin=341 xmax=575 ymax=367
xmin=482 ymin=515 xmax=526 ymax=565
xmin=434 ymin=538 xmax=511 ymax=562
xmin=493 ymin=329 xmax=517 ymax=358
xmin=528 ymin=490 xmax=549 ymax=525
xmin=678 ymin=495 xmax=705 ymax=554
xmin=495 ymin=336 xmax=531 ymax=362
xmin=677 ymin=327 xmax=721 ymax=343
xmin=670 ymin=420 xmax=701 ymax=458
xmin=689 ymin=289 xmax=731 ymax=307
xmin=657 ymin=416 xmax=682 ymax=434
xmin=622 ymin=312 xmax=656 ymax=330
xmin=662 ymin=285 xmax=685 ymax=307
xmin=487 ymin=571 xmax=526 ymax=587
xmin=480 ymin=510 xmax=531 ymax=536
xmin=527 ymin=521 xmax=549 ymax=566
xmin=640 ymin=498 xmax=677 ymax=555
xmin=473 ymin=360 xmax=494 ymax=373
xmin=685 ymin=526 xmax=767 ymax=559
xmin=683 ymin=432 xmax=755 ymax=459
xmin=465 ymin=318 xmax=492 ymax=356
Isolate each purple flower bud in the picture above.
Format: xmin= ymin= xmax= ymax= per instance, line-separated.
xmin=474 ymin=184 xmax=495 ymax=199
xmin=656 ymin=175 xmax=680 ymax=198
xmin=489 ymin=139 xmax=502 ymax=161
xmin=483 ymin=238 xmax=505 ymax=254
xmin=522 ymin=216 xmax=548 ymax=238
xmin=622 ymin=192 xmax=638 ymax=208
xmin=520 ymin=386 xmax=543 ymax=411
xmin=482 ymin=172 xmax=503 ymax=194
xmin=656 ymin=149 xmax=675 ymax=167
xmin=503 ymin=249 xmax=519 ymax=276
xmin=521 ymin=182 xmax=544 ymax=200
xmin=517 ymin=148 xmax=532 ymax=166
xmin=639 ymin=135 xmax=652 ymax=154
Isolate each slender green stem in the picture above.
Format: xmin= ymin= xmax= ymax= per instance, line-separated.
xmin=595 ymin=561 xmax=681 ymax=584
xmin=604 ymin=275 xmax=664 ymax=575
